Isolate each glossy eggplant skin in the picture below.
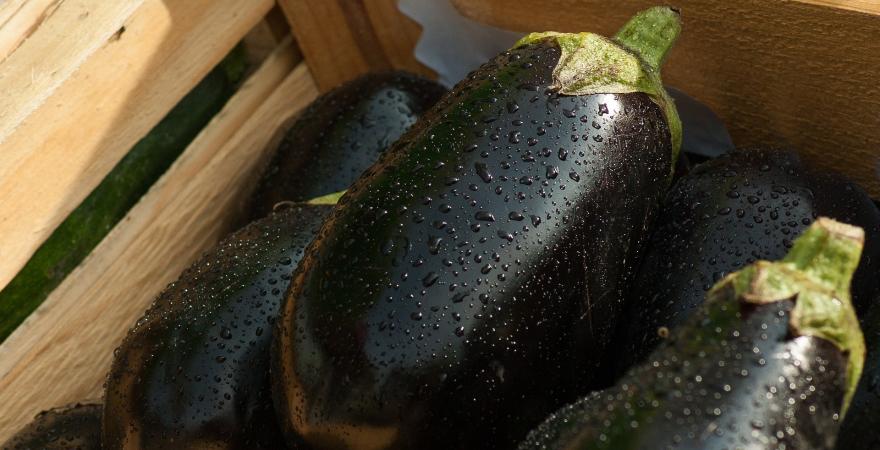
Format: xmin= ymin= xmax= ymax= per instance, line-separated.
xmin=272 ymin=39 xmax=674 ymax=450
xmin=103 ymin=205 xmax=332 ymax=449
xmin=520 ymin=299 xmax=848 ymax=450
xmin=837 ymin=297 xmax=880 ymax=450
xmin=613 ymin=148 xmax=880 ymax=376
xmin=666 ymin=87 xmax=733 ymax=160
xmin=249 ymin=72 xmax=446 ymax=220
xmin=2 ymin=403 xmax=101 ymax=450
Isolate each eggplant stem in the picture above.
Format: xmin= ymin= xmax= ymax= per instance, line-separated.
xmin=613 ymin=6 xmax=682 ymax=71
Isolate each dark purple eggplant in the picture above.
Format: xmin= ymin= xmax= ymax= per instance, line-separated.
xmin=666 ymin=87 xmax=733 ymax=160
xmin=248 ymin=72 xmax=446 ymax=220
xmin=666 ymin=87 xmax=733 ymax=182
xmin=613 ymin=148 xmax=880 ymax=377
xmin=102 ymin=205 xmax=331 ymax=449
xmin=2 ymin=403 xmax=101 ymax=450
xmin=521 ymin=218 xmax=866 ymax=450
xmin=272 ymin=7 xmax=682 ymax=450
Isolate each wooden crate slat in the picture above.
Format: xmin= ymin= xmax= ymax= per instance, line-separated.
xmin=0 ymin=42 xmax=315 ymax=442
xmin=0 ymin=0 xmax=144 ymax=144
xmin=0 ymin=0 xmax=66 ymax=63
xmin=797 ymin=0 xmax=880 ymax=15
xmin=451 ymin=0 xmax=880 ymax=197
xmin=278 ymin=0 xmax=433 ymax=92
xmin=365 ymin=0 xmax=434 ymax=77
xmin=0 ymin=0 xmax=273 ymax=293
xmin=243 ymin=9 xmax=296 ymax=67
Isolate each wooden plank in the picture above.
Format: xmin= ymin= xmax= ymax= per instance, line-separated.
xmin=451 ymin=0 xmax=880 ymax=198
xmin=263 ymin=4 xmax=293 ymax=41
xmin=242 ymin=7 xmax=297 ymax=67
xmin=364 ymin=0 xmax=433 ymax=78
xmin=0 ymin=0 xmax=143 ymax=142
xmin=797 ymin=0 xmax=880 ymax=15
xmin=0 ymin=48 xmax=315 ymax=441
xmin=0 ymin=0 xmax=274 ymax=293
xmin=278 ymin=0 xmax=433 ymax=92
xmin=277 ymin=0 xmax=372 ymax=90
xmin=0 ymin=0 xmax=63 ymax=63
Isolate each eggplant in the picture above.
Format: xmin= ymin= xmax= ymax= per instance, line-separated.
xmin=666 ymin=87 xmax=733 ymax=160
xmin=272 ymin=7 xmax=682 ymax=450
xmin=837 ymin=295 xmax=880 ymax=449
xmin=103 ymin=205 xmax=332 ymax=449
xmin=2 ymin=403 xmax=101 ymax=450
xmin=666 ymin=87 xmax=734 ymax=181
xmin=613 ymin=148 xmax=880 ymax=376
xmin=520 ymin=218 xmax=866 ymax=450
xmin=248 ymin=72 xmax=447 ymax=220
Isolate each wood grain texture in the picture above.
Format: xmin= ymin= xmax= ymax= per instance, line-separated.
xmin=0 ymin=0 xmax=143 ymax=143
xmin=242 ymin=8 xmax=297 ymax=68
xmin=0 ymin=47 xmax=315 ymax=442
xmin=796 ymin=0 xmax=880 ymax=15
xmin=278 ymin=0 xmax=433 ymax=92
xmin=364 ymin=0 xmax=432 ymax=77
xmin=451 ymin=0 xmax=880 ymax=197
xmin=0 ymin=0 xmax=273 ymax=293
xmin=0 ymin=0 xmax=63 ymax=63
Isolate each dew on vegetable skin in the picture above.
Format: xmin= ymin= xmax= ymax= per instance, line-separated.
xmin=103 ymin=206 xmax=331 ymax=449
xmin=4 ymin=404 xmax=103 ymax=449
xmin=615 ymin=146 xmax=880 ymax=399
xmin=497 ymin=230 xmax=514 ymax=242
xmin=475 ymin=211 xmax=496 ymax=222
xmin=276 ymin=39 xmax=680 ymax=450
xmin=523 ymin=293 xmax=848 ymax=449
xmin=475 ymin=162 xmax=493 ymax=183
xmin=422 ymin=272 xmax=440 ymax=287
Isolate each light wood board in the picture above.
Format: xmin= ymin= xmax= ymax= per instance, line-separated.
xmin=0 ymin=0 xmax=64 ymax=63
xmin=278 ymin=0 xmax=433 ymax=92
xmin=451 ymin=0 xmax=880 ymax=197
xmin=798 ymin=0 xmax=880 ymax=15
xmin=0 ymin=41 xmax=316 ymax=442
xmin=0 ymin=0 xmax=273 ymax=293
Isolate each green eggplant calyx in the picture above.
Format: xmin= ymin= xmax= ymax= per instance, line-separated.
xmin=513 ymin=7 xmax=682 ymax=173
xmin=710 ymin=217 xmax=865 ymax=415
xmin=305 ymin=190 xmax=347 ymax=205
xmin=782 ymin=217 xmax=864 ymax=293
xmin=613 ymin=6 xmax=681 ymax=71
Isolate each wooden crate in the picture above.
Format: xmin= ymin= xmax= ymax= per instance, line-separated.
xmin=0 ymin=0 xmax=878 ymax=442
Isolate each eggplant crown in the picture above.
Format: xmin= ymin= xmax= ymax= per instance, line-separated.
xmin=513 ymin=6 xmax=682 ymax=168
xmin=709 ymin=217 xmax=866 ymax=414
xmin=305 ymin=189 xmax=347 ymax=205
